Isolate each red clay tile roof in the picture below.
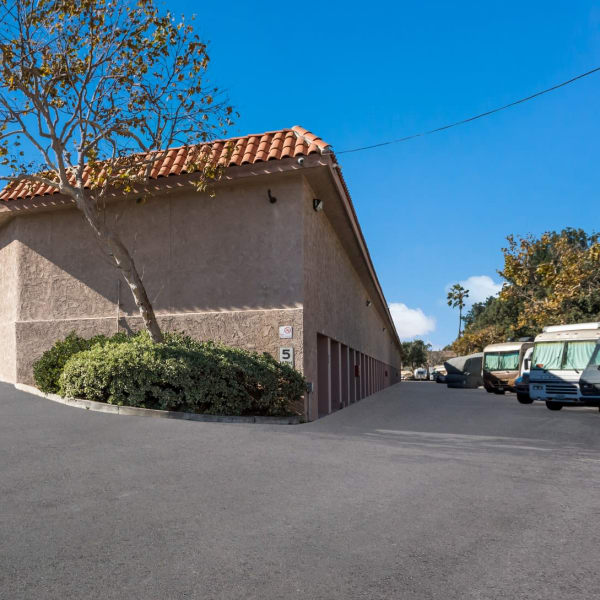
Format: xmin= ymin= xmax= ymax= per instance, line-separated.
xmin=0 ymin=125 xmax=332 ymax=201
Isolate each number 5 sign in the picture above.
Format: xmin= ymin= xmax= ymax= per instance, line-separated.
xmin=279 ymin=347 xmax=294 ymax=367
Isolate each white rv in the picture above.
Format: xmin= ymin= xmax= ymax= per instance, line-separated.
xmin=413 ymin=368 xmax=428 ymax=381
xmin=520 ymin=346 xmax=534 ymax=376
xmin=514 ymin=346 xmax=534 ymax=403
xmin=529 ymin=322 xmax=600 ymax=410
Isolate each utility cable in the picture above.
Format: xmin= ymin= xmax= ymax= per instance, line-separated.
xmin=337 ymin=66 xmax=600 ymax=154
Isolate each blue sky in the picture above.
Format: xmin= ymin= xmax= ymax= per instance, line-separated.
xmin=165 ymin=2 xmax=597 ymax=346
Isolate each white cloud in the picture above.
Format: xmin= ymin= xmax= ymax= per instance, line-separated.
xmin=450 ymin=275 xmax=503 ymax=304
xmin=389 ymin=303 xmax=436 ymax=339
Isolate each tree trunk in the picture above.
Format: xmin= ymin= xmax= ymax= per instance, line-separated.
xmin=73 ymin=190 xmax=164 ymax=343
xmin=458 ymin=307 xmax=462 ymax=338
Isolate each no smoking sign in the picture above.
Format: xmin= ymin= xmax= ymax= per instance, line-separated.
xmin=279 ymin=326 xmax=293 ymax=339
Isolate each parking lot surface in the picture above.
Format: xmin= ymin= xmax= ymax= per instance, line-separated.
xmin=2 ymin=381 xmax=600 ymax=599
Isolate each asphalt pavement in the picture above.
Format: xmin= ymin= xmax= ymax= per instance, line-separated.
xmin=2 ymin=381 xmax=600 ymax=600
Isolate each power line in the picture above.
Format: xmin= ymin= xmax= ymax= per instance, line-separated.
xmin=337 ymin=66 xmax=600 ymax=154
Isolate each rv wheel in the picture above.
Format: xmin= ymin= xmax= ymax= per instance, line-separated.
xmin=546 ymin=401 xmax=563 ymax=411
xmin=517 ymin=393 xmax=533 ymax=404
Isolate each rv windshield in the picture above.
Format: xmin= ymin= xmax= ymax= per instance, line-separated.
xmin=531 ymin=342 xmax=563 ymax=370
xmin=564 ymin=341 xmax=597 ymax=370
xmin=587 ymin=344 xmax=600 ymax=368
xmin=484 ymin=351 xmax=520 ymax=371
xmin=532 ymin=341 xmax=597 ymax=371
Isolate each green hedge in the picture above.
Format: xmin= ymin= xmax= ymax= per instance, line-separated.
xmin=33 ymin=332 xmax=128 ymax=393
xmin=35 ymin=331 xmax=305 ymax=416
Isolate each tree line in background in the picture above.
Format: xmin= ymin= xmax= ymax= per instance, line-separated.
xmin=450 ymin=228 xmax=600 ymax=354
xmin=400 ymin=341 xmax=455 ymax=371
xmin=401 ymin=339 xmax=431 ymax=369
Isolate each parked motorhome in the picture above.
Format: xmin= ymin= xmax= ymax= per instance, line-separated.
xmin=444 ymin=353 xmax=483 ymax=389
xmin=529 ymin=322 xmax=600 ymax=411
xmin=482 ymin=340 xmax=534 ymax=394
xmin=514 ymin=347 xmax=534 ymax=404
xmin=413 ymin=367 xmax=428 ymax=380
xmin=576 ymin=342 xmax=600 ymax=407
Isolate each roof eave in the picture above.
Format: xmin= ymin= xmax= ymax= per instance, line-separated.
xmin=0 ymin=155 xmax=329 ymax=215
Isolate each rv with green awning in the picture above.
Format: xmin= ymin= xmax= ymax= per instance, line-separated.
xmin=529 ymin=323 xmax=600 ymax=411
xmin=482 ymin=340 xmax=534 ymax=394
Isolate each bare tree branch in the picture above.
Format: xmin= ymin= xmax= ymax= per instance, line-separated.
xmin=0 ymin=0 xmax=236 ymax=342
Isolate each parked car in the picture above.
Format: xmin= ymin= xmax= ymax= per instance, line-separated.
xmin=430 ymin=365 xmax=446 ymax=382
xmin=444 ymin=353 xmax=483 ymax=389
xmin=400 ymin=370 xmax=414 ymax=381
xmin=514 ymin=347 xmax=534 ymax=404
xmin=529 ymin=322 xmax=600 ymax=411
xmin=482 ymin=339 xmax=534 ymax=394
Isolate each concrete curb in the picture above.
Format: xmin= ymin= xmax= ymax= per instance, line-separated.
xmin=13 ymin=383 xmax=302 ymax=425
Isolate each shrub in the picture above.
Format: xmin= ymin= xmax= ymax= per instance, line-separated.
xmin=33 ymin=331 xmax=128 ymax=393
xmin=58 ymin=332 xmax=305 ymax=416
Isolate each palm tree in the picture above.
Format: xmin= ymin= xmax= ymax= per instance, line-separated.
xmin=447 ymin=284 xmax=470 ymax=339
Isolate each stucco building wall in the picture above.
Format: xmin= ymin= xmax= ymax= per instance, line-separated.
xmin=301 ymin=178 xmax=401 ymax=417
xmin=14 ymin=309 xmax=304 ymax=387
xmin=15 ymin=176 xmax=304 ymax=321
xmin=0 ymin=220 xmax=19 ymax=383
xmin=8 ymin=175 xmax=306 ymax=384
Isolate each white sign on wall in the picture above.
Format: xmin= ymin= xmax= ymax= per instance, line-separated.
xmin=279 ymin=325 xmax=293 ymax=339
xmin=279 ymin=347 xmax=294 ymax=367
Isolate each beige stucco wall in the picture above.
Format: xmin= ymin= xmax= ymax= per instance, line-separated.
xmin=301 ymin=177 xmax=401 ymax=417
xmin=7 ymin=175 xmax=306 ymax=384
xmin=15 ymin=176 xmax=304 ymax=321
xmin=15 ymin=309 xmax=303 ymax=388
xmin=0 ymin=219 xmax=18 ymax=383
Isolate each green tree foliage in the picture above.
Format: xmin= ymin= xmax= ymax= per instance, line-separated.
xmin=401 ymin=339 xmax=431 ymax=369
xmin=500 ymin=227 xmax=600 ymax=330
xmin=451 ymin=323 xmax=506 ymax=356
xmin=452 ymin=228 xmax=600 ymax=354
xmin=33 ymin=331 xmax=127 ymax=393
xmin=461 ymin=294 xmax=525 ymax=336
